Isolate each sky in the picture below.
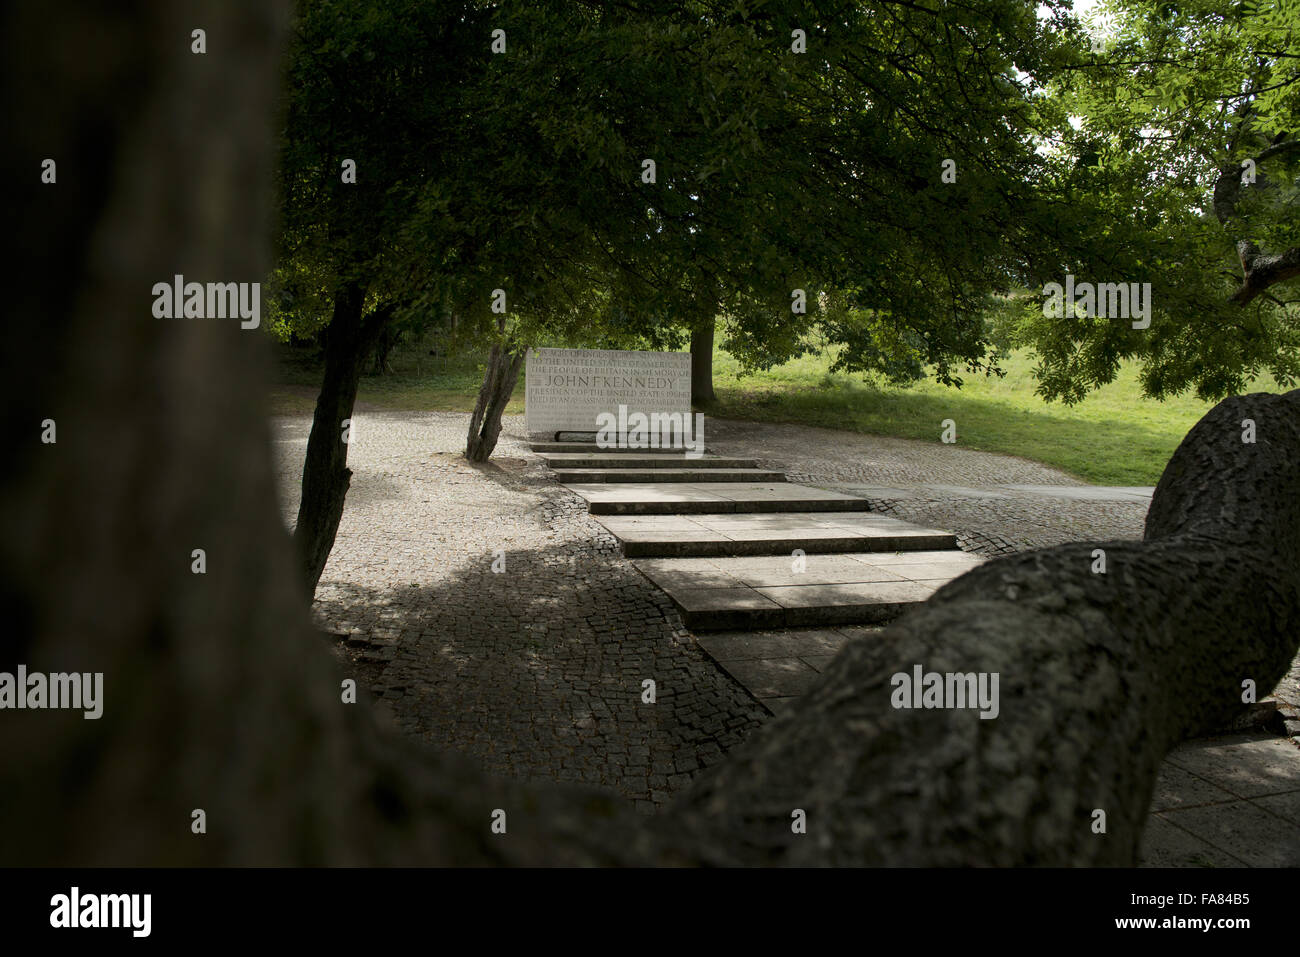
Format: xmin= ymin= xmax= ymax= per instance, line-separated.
xmin=1041 ymin=0 xmax=1110 ymax=35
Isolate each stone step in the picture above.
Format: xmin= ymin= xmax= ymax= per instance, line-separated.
xmin=540 ymin=453 xmax=759 ymax=470
xmin=566 ymin=482 xmax=873 ymax=515
xmin=530 ymin=441 xmax=714 ymax=455
xmin=633 ymin=552 xmax=983 ymax=630
xmin=553 ymin=468 xmax=787 ymax=484
xmin=593 ymin=511 xmax=957 ymax=557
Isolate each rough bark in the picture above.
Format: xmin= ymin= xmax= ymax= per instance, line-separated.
xmin=293 ymin=285 xmax=390 ymax=598
xmin=464 ymin=342 xmax=524 ymax=463
xmin=4 ymin=0 xmax=1299 ymax=868
xmin=690 ymin=317 xmax=717 ymax=405
xmin=1228 ymin=243 xmax=1300 ymax=306
xmin=1212 ymin=137 xmax=1300 ymax=305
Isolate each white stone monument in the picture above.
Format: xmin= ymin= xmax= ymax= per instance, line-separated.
xmin=525 ymin=348 xmax=691 ymax=440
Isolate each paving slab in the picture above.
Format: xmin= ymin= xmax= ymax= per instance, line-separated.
xmin=696 ymin=628 xmax=853 ymax=662
xmin=1164 ymin=733 xmax=1300 ymax=797
xmin=540 ymin=453 xmax=759 ymax=469
xmin=670 ymin=586 xmax=783 ymax=611
xmin=554 ymin=468 xmax=787 ymax=484
xmin=845 ymin=549 xmax=985 ymax=566
xmin=757 ymin=578 xmax=941 ymax=609
xmin=1138 ymin=815 xmax=1250 ymax=867
xmin=667 ymin=586 xmax=786 ymax=630
xmin=876 ymin=561 xmax=982 ymax=581
xmin=712 ymin=657 xmax=823 ymax=699
xmin=636 ymin=555 xmax=978 ymax=591
xmin=638 ymin=554 xmax=974 ymax=629
xmin=567 ymin=482 xmax=875 ymax=515
xmin=799 ymin=655 xmax=838 ymax=673
xmin=1149 ymin=763 xmax=1240 ymax=813
xmin=708 ymin=557 xmax=912 ymax=588
xmin=1155 ymin=800 xmax=1300 ymax=866
xmin=590 ymin=515 xmax=706 ymax=532
xmin=613 ymin=530 xmax=736 ymax=548
xmin=530 ymin=441 xmax=713 ymax=454
xmin=628 ymin=557 xmax=742 ymax=590
xmin=1249 ymin=791 xmax=1300 ymax=828
xmin=593 ymin=510 xmax=958 ymax=557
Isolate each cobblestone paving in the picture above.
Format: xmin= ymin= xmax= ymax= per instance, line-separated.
xmin=702 ymin=416 xmax=1146 ymax=553
xmin=274 ymin=411 xmax=769 ymax=812
xmin=275 ymin=409 xmax=1297 ymax=819
xmin=865 ymin=496 xmax=1142 ymax=556
xmin=704 ymin=416 xmax=1088 ymax=487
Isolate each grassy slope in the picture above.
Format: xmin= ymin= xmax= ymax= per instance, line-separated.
xmin=708 ymin=350 xmax=1279 ymax=486
xmin=269 ymin=341 xmax=1284 ymax=486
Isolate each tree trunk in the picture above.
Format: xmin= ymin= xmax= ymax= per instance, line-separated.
xmin=465 ymin=343 xmax=524 ymax=463
xmin=5 ymin=0 xmax=1300 ymax=868
xmin=372 ymin=324 xmax=400 ymax=375
xmin=293 ymin=282 xmax=389 ymax=598
xmin=690 ymin=317 xmax=716 ymax=405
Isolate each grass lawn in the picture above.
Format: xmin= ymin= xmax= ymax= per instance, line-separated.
xmin=267 ymin=348 xmax=527 ymax=417
xmin=270 ymin=341 xmax=1283 ymax=486
xmin=708 ymin=349 xmax=1286 ymax=486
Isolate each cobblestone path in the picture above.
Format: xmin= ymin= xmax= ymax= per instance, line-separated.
xmin=273 ymin=410 xmax=1297 ymax=816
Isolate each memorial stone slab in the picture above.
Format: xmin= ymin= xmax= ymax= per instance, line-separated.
xmin=525 ymin=347 xmax=691 ymax=439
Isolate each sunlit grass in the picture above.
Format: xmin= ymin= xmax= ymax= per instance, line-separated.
xmin=710 ymin=347 xmax=1283 ymax=485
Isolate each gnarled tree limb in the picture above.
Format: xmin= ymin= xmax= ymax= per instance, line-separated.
xmin=668 ymin=389 xmax=1300 ymax=865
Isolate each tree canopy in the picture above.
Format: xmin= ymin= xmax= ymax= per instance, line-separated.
xmin=1019 ymin=0 xmax=1300 ymax=403
xmin=273 ymin=0 xmax=1110 ymax=383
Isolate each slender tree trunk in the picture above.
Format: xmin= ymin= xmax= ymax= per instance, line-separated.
xmin=294 ymin=283 xmax=388 ymax=598
xmin=690 ymin=316 xmax=716 ymax=404
xmin=372 ymin=324 xmax=400 ymax=375
xmin=465 ymin=343 xmax=524 ymax=463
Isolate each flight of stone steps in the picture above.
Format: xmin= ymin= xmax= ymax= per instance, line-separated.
xmin=533 ymin=440 xmax=982 ymax=631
